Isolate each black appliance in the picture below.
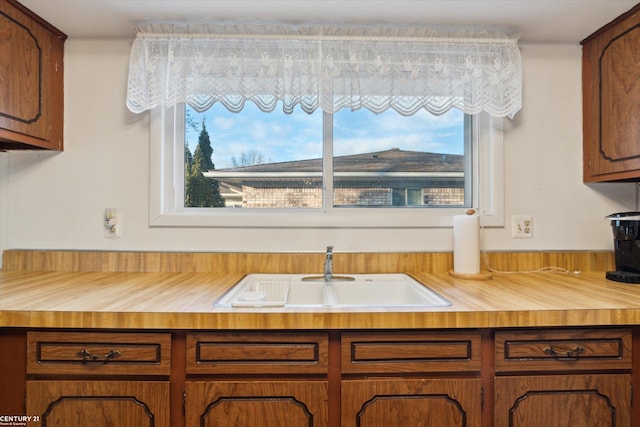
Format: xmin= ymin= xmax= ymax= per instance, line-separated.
xmin=606 ymin=211 xmax=640 ymax=283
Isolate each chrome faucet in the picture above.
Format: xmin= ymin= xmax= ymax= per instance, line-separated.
xmin=323 ymin=245 xmax=334 ymax=281
xmin=300 ymin=245 xmax=354 ymax=282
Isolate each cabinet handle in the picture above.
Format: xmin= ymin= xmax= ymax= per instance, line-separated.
xmin=542 ymin=345 xmax=586 ymax=358
xmin=77 ymin=349 xmax=121 ymax=362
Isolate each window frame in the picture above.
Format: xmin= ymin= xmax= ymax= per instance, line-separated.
xmin=149 ymin=106 xmax=504 ymax=228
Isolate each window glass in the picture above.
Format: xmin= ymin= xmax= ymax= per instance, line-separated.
xmin=332 ymin=108 xmax=465 ymax=207
xmin=185 ymin=103 xmax=322 ymax=208
xmin=151 ymin=106 xmax=503 ymax=228
xmin=184 ymin=104 xmax=467 ymax=209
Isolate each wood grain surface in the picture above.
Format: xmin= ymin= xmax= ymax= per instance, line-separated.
xmin=1 ymin=249 xmax=615 ymax=273
xmin=1 ymin=250 xmax=635 ymax=330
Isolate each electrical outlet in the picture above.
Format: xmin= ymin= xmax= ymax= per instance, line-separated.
xmin=105 ymin=208 xmax=122 ymax=238
xmin=512 ymin=215 xmax=533 ymax=238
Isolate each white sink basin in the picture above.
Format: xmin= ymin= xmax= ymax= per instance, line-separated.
xmin=215 ymin=273 xmax=451 ymax=308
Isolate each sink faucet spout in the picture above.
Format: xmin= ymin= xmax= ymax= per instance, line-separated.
xmin=324 ymin=245 xmax=333 ymax=281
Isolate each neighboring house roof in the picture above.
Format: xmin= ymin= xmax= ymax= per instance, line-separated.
xmin=203 ymin=148 xmax=464 ymax=188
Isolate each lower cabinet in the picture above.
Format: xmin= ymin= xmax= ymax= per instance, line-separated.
xmin=185 ymin=381 xmax=328 ymax=426
xmin=25 ymin=331 xmax=172 ymax=427
xmin=26 ymin=380 xmax=170 ymax=426
xmin=185 ymin=331 xmax=330 ymax=427
xmin=494 ymin=328 xmax=633 ymax=427
xmin=342 ymin=378 xmax=482 ymax=427
xmin=340 ymin=331 xmax=483 ymax=427
xmin=15 ymin=327 xmax=636 ymax=427
xmin=494 ymin=374 xmax=631 ymax=426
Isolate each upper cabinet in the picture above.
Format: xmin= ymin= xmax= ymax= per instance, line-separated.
xmin=583 ymin=4 xmax=640 ymax=182
xmin=0 ymin=0 xmax=66 ymax=151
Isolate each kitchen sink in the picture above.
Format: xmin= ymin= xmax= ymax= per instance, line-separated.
xmin=215 ymin=273 xmax=451 ymax=308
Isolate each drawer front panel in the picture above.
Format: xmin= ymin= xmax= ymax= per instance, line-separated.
xmin=495 ymin=328 xmax=632 ymax=372
xmin=186 ymin=332 xmax=329 ymax=375
xmin=341 ymin=331 xmax=482 ymax=374
xmin=27 ymin=331 xmax=171 ymax=375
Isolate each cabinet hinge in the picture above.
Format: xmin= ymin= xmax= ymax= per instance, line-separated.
xmin=182 ymin=389 xmax=186 ymax=415
xmin=480 ymin=385 xmax=484 ymax=409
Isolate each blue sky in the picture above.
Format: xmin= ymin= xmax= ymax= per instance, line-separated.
xmin=186 ymin=103 xmax=464 ymax=169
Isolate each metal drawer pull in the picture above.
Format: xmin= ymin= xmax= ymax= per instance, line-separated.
xmin=78 ymin=349 xmax=121 ymax=362
xmin=542 ymin=345 xmax=586 ymax=358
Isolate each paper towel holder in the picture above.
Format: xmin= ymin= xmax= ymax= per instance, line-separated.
xmin=448 ymin=208 xmax=493 ymax=280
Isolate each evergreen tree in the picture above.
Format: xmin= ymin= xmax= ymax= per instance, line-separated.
xmin=185 ymin=120 xmax=225 ymax=207
xmin=185 ymin=142 xmax=194 ymax=172
xmin=197 ymin=120 xmax=214 ymax=170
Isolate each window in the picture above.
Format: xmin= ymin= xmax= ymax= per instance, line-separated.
xmin=132 ymin=25 xmax=518 ymax=229
xmin=150 ymin=104 xmax=503 ymax=228
xmin=187 ymin=103 xmax=323 ymax=209
xmin=332 ymin=108 xmax=470 ymax=209
xmin=392 ymin=188 xmax=424 ymax=206
xmin=183 ymin=103 xmax=469 ymax=209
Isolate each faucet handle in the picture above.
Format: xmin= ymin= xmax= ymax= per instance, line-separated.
xmin=326 ymin=245 xmax=333 ymax=253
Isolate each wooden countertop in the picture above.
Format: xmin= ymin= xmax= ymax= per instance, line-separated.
xmin=2 ymin=269 xmax=640 ymax=330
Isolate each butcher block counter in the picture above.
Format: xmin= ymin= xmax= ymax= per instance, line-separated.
xmin=2 ymin=250 xmax=640 ymax=427
xmin=2 ymin=269 xmax=640 ymax=330
xmin=0 ymin=249 xmax=638 ymax=329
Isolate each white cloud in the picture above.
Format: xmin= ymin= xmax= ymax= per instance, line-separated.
xmin=188 ymin=102 xmax=463 ymax=168
xmin=213 ymin=116 xmax=235 ymax=130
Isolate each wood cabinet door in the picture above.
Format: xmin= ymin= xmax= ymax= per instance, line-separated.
xmin=341 ymin=378 xmax=482 ymax=427
xmin=185 ymin=380 xmax=328 ymax=427
xmin=494 ymin=374 xmax=631 ymax=427
xmin=583 ymin=5 xmax=640 ymax=181
xmin=26 ymin=380 xmax=170 ymax=427
xmin=0 ymin=0 xmax=64 ymax=150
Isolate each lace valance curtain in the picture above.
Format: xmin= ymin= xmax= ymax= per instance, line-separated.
xmin=126 ymin=23 xmax=522 ymax=118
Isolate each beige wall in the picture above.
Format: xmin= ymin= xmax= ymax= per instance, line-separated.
xmin=0 ymin=39 xmax=635 ymax=263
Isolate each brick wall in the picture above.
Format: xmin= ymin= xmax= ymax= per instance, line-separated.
xmin=243 ymin=187 xmax=322 ymax=208
xmin=242 ymin=186 xmax=463 ymax=207
xmin=334 ymin=188 xmax=391 ymax=206
xmin=424 ymin=187 xmax=464 ymax=205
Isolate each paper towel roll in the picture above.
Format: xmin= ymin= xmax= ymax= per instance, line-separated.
xmin=453 ymin=212 xmax=480 ymax=275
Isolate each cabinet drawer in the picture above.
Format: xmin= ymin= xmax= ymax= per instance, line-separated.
xmin=495 ymin=328 xmax=632 ymax=373
xmin=186 ymin=331 xmax=329 ymax=375
xmin=341 ymin=331 xmax=481 ymax=374
xmin=27 ymin=331 xmax=171 ymax=376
